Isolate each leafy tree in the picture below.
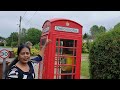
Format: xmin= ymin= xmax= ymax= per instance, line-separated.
xmin=20 ymin=28 xmax=27 ymax=44
xmin=6 ymin=32 xmax=18 ymax=47
xmin=90 ymin=25 xmax=106 ymax=39
xmin=0 ymin=36 xmax=5 ymax=40
xmin=99 ymin=26 xmax=106 ymax=33
xmin=11 ymin=42 xmax=18 ymax=47
xmin=0 ymin=36 xmax=5 ymax=46
xmin=90 ymin=25 xmax=99 ymax=39
xmin=26 ymin=28 xmax=42 ymax=45
xmin=114 ymin=22 xmax=120 ymax=29
xmin=83 ymin=33 xmax=89 ymax=39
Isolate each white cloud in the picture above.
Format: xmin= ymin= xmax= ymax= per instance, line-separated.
xmin=0 ymin=11 xmax=120 ymax=38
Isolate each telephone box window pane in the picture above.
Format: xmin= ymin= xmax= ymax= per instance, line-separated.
xmin=62 ymin=48 xmax=75 ymax=55
xmin=54 ymin=38 xmax=78 ymax=79
xmin=56 ymin=39 xmax=59 ymax=46
xmin=60 ymin=40 xmax=63 ymax=46
xmin=54 ymin=59 xmax=61 ymax=67
xmin=56 ymin=47 xmax=59 ymax=55
xmin=73 ymin=57 xmax=76 ymax=65
xmin=61 ymin=74 xmax=73 ymax=79
xmin=60 ymin=39 xmax=74 ymax=47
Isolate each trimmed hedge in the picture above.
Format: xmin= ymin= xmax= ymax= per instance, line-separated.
xmin=89 ymin=28 xmax=120 ymax=79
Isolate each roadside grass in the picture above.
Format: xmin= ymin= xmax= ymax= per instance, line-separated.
xmin=81 ymin=53 xmax=90 ymax=79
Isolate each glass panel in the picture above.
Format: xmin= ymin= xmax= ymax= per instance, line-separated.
xmin=54 ymin=38 xmax=77 ymax=79
xmin=75 ymin=40 xmax=77 ymax=47
xmin=60 ymin=39 xmax=74 ymax=47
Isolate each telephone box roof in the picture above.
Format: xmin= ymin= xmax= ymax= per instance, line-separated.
xmin=42 ymin=18 xmax=83 ymax=28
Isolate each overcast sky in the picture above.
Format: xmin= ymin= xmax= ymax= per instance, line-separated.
xmin=1 ymin=11 xmax=120 ymax=38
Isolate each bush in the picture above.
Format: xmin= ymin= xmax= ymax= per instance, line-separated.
xmin=31 ymin=48 xmax=39 ymax=56
xmin=12 ymin=48 xmax=17 ymax=57
xmin=82 ymin=42 xmax=89 ymax=53
xmin=33 ymin=43 xmax=40 ymax=50
xmin=13 ymin=48 xmax=39 ymax=56
xmin=89 ymin=28 xmax=120 ymax=79
xmin=82 ymin=40 xmax=92 ymax=53
xmin=0 ymin=43 xmax=4 ymax=46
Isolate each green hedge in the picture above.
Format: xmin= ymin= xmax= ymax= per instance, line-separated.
xmin=89 ymin=28 xmax=120 ymax=79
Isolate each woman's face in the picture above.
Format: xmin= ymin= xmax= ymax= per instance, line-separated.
xmin=18 ymin=47 xmax=30 ymax=64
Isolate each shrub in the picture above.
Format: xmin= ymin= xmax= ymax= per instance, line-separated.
xmin=82 ymin=40 xmax=92 ymax=53
xmin=89 ymin=28 xmax=120 ymax=79
xmin=0 ymin=43 xmax=4 ymax=46
xmin=30 ymin=48 xmax=39 ymax=56
xmin=33 ymin=43 xmax=40 ymax=50
xmin=13 ymin=48 xmax=39 ymax=56
xmin=12 ymin=48 xmax=17 ymax=56
xmin=82 ymin=42 xmax=89 ymax=53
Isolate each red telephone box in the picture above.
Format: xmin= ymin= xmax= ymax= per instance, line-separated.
xmin=38 ymin=18 xmax=82 ymax=79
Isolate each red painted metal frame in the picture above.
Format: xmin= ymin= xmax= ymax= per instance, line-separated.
xmin=38 ymin=18 xmax=82 ymax=79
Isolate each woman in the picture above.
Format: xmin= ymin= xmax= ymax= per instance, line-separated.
xmin=5 ymin=39 xmax=50 ymax=79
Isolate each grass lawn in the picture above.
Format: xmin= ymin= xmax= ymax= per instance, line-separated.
xmin=81 ymin=53 xmax=90 ymax=79
xmin=82 ymin=53 xmax=89 ymax=56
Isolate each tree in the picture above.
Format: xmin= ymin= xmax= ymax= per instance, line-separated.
xmin=90 ymin=25 xmax=106 ymax=40
xmin=26 ymin=28 xmax=42 ymax=45
xmin=99 ymin=26 xmax=106 ymax=33
xmin=20 ymin=28 xmax=27 ymax=44
xmin=83 ymin=33 xmax=89 ymax=39
xmin=90 ymin=25 xmax=99 ymax=39
xmin=0 ymin=36 xmax=5 ymax=40
xmin=0 ymin=36 xmax=5 ymax=46
xmin=114 ymin=22 xmax=120 ymax=29
xmin=6 ymin=32 xmax=18 ymax=47
xmin=82 ymin=33 xmax=91 ymax=53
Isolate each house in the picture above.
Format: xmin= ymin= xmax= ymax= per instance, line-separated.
xmin=83 ymin=39 xmax=93 ymax=43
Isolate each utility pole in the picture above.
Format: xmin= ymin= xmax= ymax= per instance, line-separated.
xmin=18 ymin=16 xmax=22 ymax=46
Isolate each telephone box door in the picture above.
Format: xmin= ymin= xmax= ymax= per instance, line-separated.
xmin=52 ymin=36 xmax=81 ymax=79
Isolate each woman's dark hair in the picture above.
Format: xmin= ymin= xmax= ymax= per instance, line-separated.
xmin=4 ymin=44 xmax=30 ymax=78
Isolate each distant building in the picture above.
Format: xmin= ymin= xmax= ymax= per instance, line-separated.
xmin=83 ymin=39 xmax=93 ymax=43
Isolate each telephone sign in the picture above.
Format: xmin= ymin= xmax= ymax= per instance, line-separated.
xmin=0 ymin=49 xmax=10 ymax=59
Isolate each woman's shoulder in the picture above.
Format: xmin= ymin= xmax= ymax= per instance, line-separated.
xmin=6 ymin=65 xmax=19 ymax=79
xmin=28 ymin=61 xmax=36 ymax=68
xmin=9 ymin=65 xmax=19 ymax=72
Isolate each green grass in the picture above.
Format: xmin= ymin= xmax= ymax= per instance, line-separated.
xmin=82 ymin=53 xmax=89 ymax=57
xmin=81 ymin=59 xmax=90 ymax=79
